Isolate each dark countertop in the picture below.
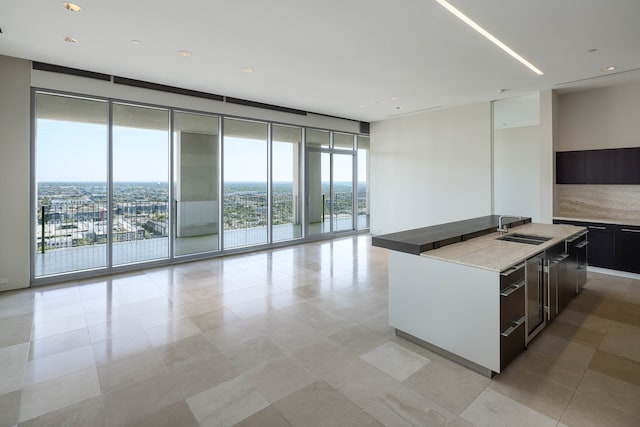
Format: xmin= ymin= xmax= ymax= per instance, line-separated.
xmin=371 ymin=215 xmax=532 ymax=255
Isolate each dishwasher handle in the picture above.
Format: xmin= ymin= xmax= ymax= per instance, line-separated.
xmin=567 ymin=231 xmax=588 ymax=243
xmin=574 ymin=240 xmax=589 ymax=249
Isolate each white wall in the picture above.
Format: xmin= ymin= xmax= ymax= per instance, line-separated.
xmin=0 ymin=56 xmax=31 ymax=291
xmin=369 ymin=103 xmax=492 ymax=235
xmin=539 ymin=89 xmax=556 ymax=223
xmin=557 ymin=81 xmax=640 ymax=151
xmin=493 ymin=126 xmax=541 ymax=222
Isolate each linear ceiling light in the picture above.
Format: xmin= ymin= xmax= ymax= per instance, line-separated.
xmin=434 ymin=0 xmax=544 ymax=75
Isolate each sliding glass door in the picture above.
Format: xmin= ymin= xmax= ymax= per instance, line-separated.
xmin=223 ymin=118 xmax=268 ymax=249
xmin=174 ymin=111 xmax=220 ymax=256
xmin=112 ymin=103 xmax=169 ymax=265
xmin=357 ymin=136 xmax=370 ymax=230
xmin=306 ymin=130 xmax=355 ymax=236
xmin=332 ymin=153 xmax=354 ymax=232
xmin=34 ymin=93 xmax=108 ymax=276
xmin=307 ymin=151 xmax=331 ymax=236
xmin=272 ymin=125 xmax=302 ymax=242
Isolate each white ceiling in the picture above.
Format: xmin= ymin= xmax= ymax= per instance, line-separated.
xmin=2 ymin=0 xmax=640 ymax=122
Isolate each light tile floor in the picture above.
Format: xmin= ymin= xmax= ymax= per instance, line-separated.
xmin=2 ymin=235 xmax=640 ymax=426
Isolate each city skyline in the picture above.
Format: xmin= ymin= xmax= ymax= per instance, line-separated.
xmin=37 ymin=118 xmax=365 ymax=183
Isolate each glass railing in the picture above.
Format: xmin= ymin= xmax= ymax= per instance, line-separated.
xmin=36 ymin=200 xmax=169 ymax=254
xmin=35 ymin=190 xmax=369 ymax=276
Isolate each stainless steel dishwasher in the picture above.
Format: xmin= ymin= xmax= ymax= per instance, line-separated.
xmin=544 ymin=242 xmax=569 ymax=323
xmin=574 ymin=233 xmax=589 ymax=291
xmin=525 ymin=252 xmax=545 ymax=344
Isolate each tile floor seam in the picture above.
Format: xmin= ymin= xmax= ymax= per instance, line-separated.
xmin=458 ymin=378 xmax=492 ymax=419
xmin=557 ymin=336 xmax=609 ymax=427
xmin=17 ymin=365 xmax=102 ymax=424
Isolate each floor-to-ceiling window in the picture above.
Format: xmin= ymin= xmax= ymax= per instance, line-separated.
xmin=33 ymin=89 xmax=368 ymax=282
xmin=306 ymin=129 xmax=331 ymax=236
xmin=332 ymin=133 xmax=355 ymax=233
xmin=272 ymin=125 xmax=302 ymax=242
xmin=112 ymin=103 xmax=170 ymax=265
xmin=34 ymin=93 xmax=109 ymax=277
xmin=174 ymin=111 xmax=220 ymax=256
xmin=223 ymin=118 xmax=268 ymax=249
xmin=332 ymin=152 xmax=354 ymax=233
xmin=357 ymin=135 xmax=370 ymax=230
xmin=306 ymin=130 xmax=355 ymax=235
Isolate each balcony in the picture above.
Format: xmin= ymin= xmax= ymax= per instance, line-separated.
xmin=35 ymin=192 xmax=369 ymax=278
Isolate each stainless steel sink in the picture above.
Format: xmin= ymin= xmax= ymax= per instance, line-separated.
xmin=496 ymin=233 xmax=552 ymax=245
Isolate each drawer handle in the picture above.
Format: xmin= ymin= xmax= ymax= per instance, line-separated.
xmin=567 ymin=231 xmax=587 ymax=242
xmin=500 ymin=279 xmax=525 ymax=297
xmin=588 ymin=226 xmax=607 ymax=230
xmin=574 ymin=241 xmax=589 ymax=249
xmin=500 ymin=262 xmax=525 ymax=276
xmin=501 ymin=315 xmax=525 ymax=337
xmin=621 ymin=228 xmax=640 ymax=233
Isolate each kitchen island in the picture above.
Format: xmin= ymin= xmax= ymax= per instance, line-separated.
xmin=373 ymin=216 xmax=587 ymax=377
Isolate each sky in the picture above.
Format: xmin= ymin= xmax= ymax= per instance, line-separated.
xmin=36 ymin=119 xmax=364 ymax=183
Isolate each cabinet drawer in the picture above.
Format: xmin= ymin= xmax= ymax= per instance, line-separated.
xmin=500 ymin=279 xmax=525 ymax=330
xmin=614 ymin=226 xmax=640 ymax=273
xmin=500 ymin=263 xmax=525 ymax=288
xmin=500 ymin=315 xmax=526 ymax=371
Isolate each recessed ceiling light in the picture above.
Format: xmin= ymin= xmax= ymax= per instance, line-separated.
xmin=601 ymin=65 xmax=616 ymax=72
xmin=63 ymin=36 xmax=78 ymax=43
xmin=62 ymin=2 xmax=81 ymax=12
xmin=434 ymin=0 xmax=543 ymax=76
xmin=131 ymin=40 xmax=141 ymax=45
xmin=395 ymin=106 xmax=402 ymax=110
xmin=587 ymin=48 xmax=598 ymax=53
xmin=240 ymin=67 xmax=254 ymax=73
xmin=177 ymin=50 xmax=192 ymax=57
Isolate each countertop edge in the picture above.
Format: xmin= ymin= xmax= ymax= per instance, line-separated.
xmin=553 ymin=216 xmax=640 ymax=227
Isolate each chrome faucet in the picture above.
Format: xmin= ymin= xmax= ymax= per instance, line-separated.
xmin=497 ymin=215 xmax=523 ymax=235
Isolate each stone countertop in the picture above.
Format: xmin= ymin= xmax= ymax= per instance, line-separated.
xmin=421 ymin=223 xmax=587 ymax=272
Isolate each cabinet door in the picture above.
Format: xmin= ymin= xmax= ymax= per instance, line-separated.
xmin=586 ymin=225 xmax=614 ymax=269
xmin=585 ymin=149 xmax=616 ymax=184
xmin=556 ymin=151 xmax=585 ymax=184
xmin=614 ymin=226 xmax=640 ymax=273
xmin=614 ymin=148 xmax=640 ymax=184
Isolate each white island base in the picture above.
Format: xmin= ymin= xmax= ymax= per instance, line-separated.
xmin=389 ymin=250 xmax=501 ymax=377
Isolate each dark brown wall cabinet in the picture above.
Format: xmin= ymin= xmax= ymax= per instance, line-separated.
xmin=614 ymin=148 xmax=640 ymax=184
xmin=556 ymin=151 xmax=585 ymax=184
xmin=556 ymin=147 xmax=640 ymax=185
xmin=584 ymin=150 xmax=616 ymax=184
